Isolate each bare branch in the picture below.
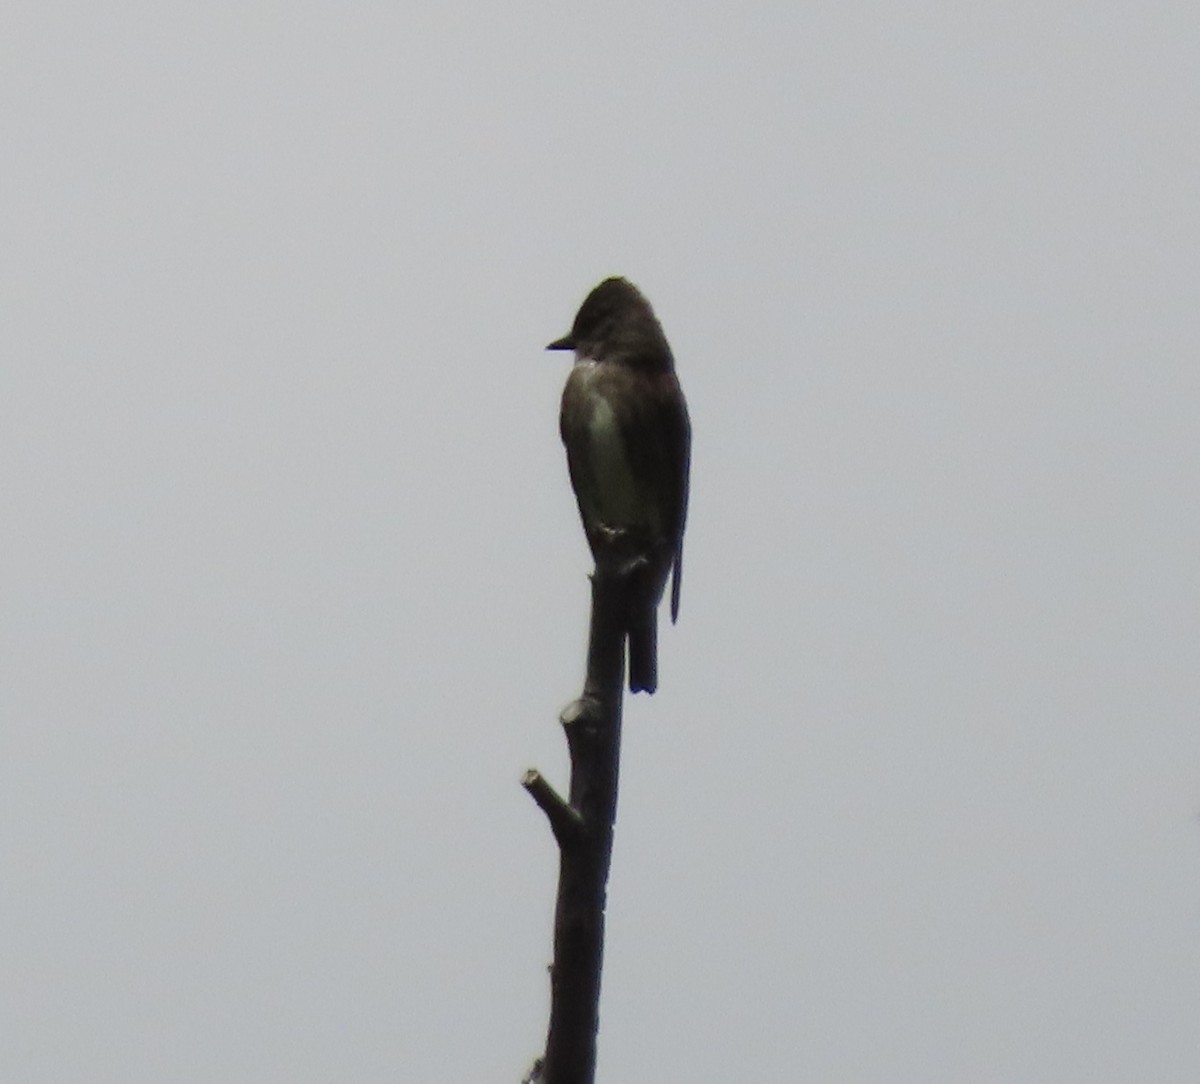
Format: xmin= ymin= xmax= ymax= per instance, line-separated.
xmin=524 ymin=569 xmax=631 ymax=1084
xmin=521 ymin=770 xmax=585 ymax=848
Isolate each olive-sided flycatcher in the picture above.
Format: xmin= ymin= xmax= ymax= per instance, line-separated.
xmin=548 ymin=277 xmax=691 ymax=694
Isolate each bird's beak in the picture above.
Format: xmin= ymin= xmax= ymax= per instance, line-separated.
xmin=546 ymin=335 xmax=575 ymax=351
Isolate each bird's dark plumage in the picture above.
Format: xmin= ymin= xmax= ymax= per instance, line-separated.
xmin=548 ymin=277 xmax=690 ymax=694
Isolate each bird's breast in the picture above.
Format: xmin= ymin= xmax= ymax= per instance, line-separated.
xmin=573 ymin=364 xmax=642 ymax=525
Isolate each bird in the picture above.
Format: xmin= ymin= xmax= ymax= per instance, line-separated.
xmin=548 ymin=277 xmax=691 ymax=694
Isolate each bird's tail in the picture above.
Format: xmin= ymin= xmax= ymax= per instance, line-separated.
xmin=627 ymin=601 xmax=657 ymax=694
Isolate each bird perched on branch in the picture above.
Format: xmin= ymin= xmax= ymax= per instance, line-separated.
xmin=549 ymin=277 xmax=691 ymax=694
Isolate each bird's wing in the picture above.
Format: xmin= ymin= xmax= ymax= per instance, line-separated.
xmin=660 ymin=372 xmax=690 ymax=623
xmin=616 ymin=368 xmax=690 ymax=621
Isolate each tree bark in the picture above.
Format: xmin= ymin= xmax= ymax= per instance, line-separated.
xmin=522 ymin=567 xmax=629 ymax=1084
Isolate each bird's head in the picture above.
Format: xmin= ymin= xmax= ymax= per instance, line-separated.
xmin=547 ymin=277 xmax=671 ymax=369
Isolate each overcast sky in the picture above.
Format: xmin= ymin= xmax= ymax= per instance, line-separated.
xmin=3 ymin=4 xmax=1199 ymax=1081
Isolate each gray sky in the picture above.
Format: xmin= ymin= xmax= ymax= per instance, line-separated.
xmin=4 ymin=3 xmax=1199 ymax=1081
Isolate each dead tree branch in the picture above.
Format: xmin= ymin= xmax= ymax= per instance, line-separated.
xmin=522 ymin=566 xmax=630 ymax=1084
